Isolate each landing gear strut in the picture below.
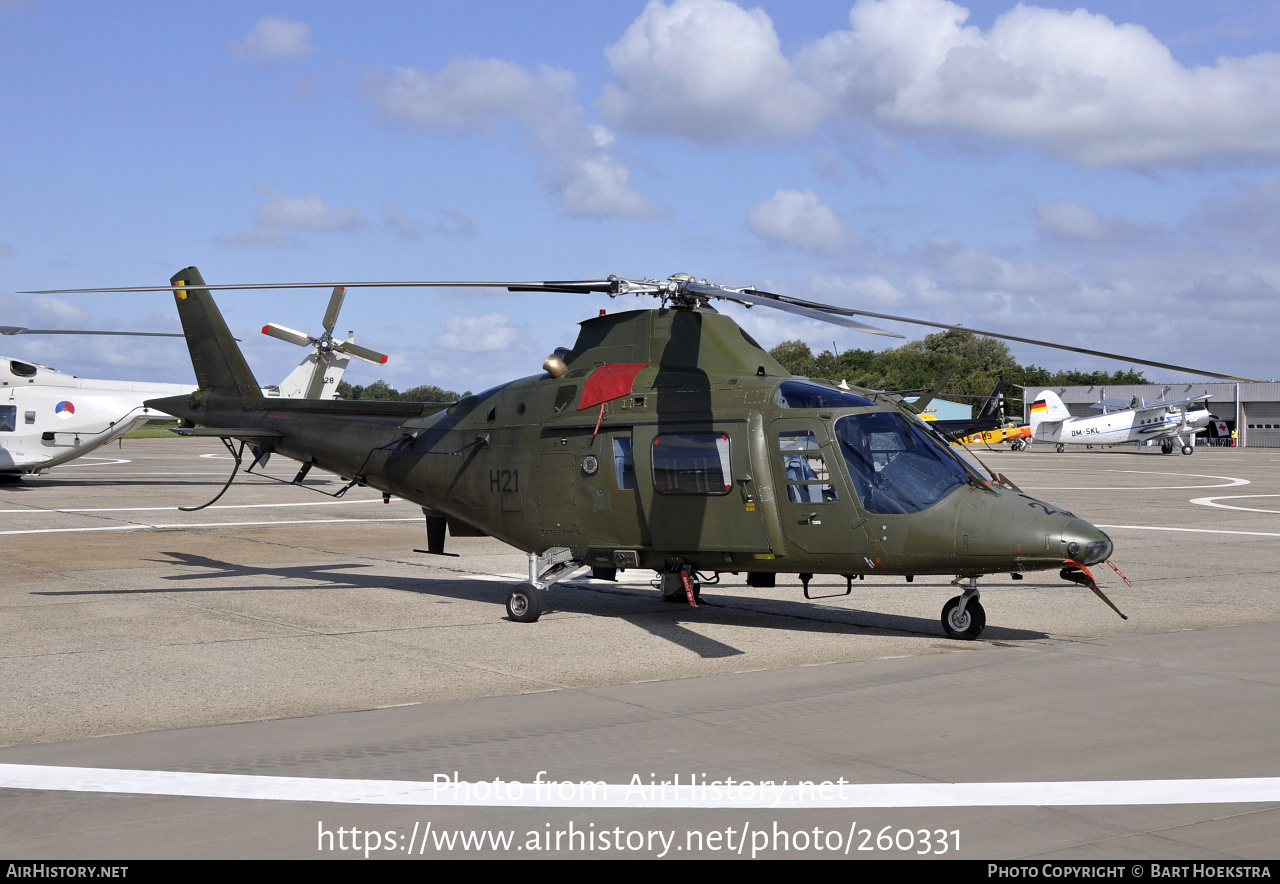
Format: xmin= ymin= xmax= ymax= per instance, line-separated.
xmin=505 ymin=548 xmax=582 ymax=623
xmin=942 ymin=577 xmax=986 ymax=640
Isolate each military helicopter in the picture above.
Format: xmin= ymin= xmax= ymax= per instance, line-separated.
xmin=29 ymin=267 xmax=1256 ymax=639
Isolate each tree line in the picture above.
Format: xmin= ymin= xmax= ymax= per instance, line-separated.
xmin=335 ymin=380 xmax=468 ymax=402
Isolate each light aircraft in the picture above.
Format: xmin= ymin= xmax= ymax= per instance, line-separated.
xmin=1028 ymin=390 xmax=1214 ymax=455
xmin=0 ymin=287 xmax=386 ymax=478
xmin=30 ymin=267 xmax=1253 ymax=639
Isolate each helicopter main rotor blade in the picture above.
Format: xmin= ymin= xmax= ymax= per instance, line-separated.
xmin=25 ymin=275 xmax=1255 ymax=381
xmin=262 ymin=323 xmax=314 ymax=347
xmin=321 ymin=286 xmax=346 ymax=336
xmin=335 ymin=340 xmax=389 ymax=365
xmin=685 ymin=282 xmax=903 ymax=338
xmin=823 ymin=306 xmax=1258 ymax=383
xmin=23 ymin=280 xmax=623 ymax=294
xmin=0 ymin=326 xmax=184 ymax=337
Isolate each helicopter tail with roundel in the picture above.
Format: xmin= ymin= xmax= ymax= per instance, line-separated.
xmin=1029 ymin=389 xmax=1071 ymax=431
xmin=168 ymin=266 xmax=263 ymax=407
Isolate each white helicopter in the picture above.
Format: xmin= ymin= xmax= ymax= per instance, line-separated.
xmin=1027 ymin=389 xmax=1214 ymax=455
xmin=0 ymin=286 xmax=387 ymax=478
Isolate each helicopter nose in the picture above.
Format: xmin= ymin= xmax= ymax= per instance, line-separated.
xmin=1062 ymin=518 xmax=1112 ymax=565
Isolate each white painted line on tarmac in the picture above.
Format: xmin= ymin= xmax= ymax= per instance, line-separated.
xmin=1018 ymin=470 xmax=1249 ymax=491
xmin=1 ymin=764 xmax=1278 ymax=808
xmin=1190 ymin=495 xmax=1280 ymax=515
xmin=0 ymin=498 xmax=409 ymax=515
xmin=0 ymin=517 xmax=423 ymax=536
xmin=1097 ymin=524 xmax=1280 ymax=538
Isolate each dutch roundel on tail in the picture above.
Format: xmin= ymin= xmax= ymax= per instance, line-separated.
xmin=1028 ymin=390 xmax=1215 ymax=454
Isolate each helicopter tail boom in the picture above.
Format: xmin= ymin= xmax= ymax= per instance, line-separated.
xmin=169 ymin=267 xmax=263 ymax=406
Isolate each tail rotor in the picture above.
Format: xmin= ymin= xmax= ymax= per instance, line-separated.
xmin=261 ymin=286 xmax=389 ymax=399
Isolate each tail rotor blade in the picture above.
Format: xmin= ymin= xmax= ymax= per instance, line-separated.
xmin=303 ymin=358 xmax=329 ymax=399
xmin=262 ymin=323 xmax=314 ymax=347
xmin=321 ymin=286 xmax=346 ymax=336
xmin=336 ymin=340 xmax=388 ymax=365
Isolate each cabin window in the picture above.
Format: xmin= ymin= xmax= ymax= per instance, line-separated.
xmin=651 ymin=433 xmax=731 ymax=495
xmin=774 ymin=380 xmax=873 ymax=409
xmin=0 ymin=406 xmax=15 ymax=432
xmin=613 ymin=437 xmax=635 ymax=490
xmin=778 ymin=430 xmax=838 ymax=503
xmin=553 ymin=385 xmax=578 ymax=413
xmin=834 ymin=412 xmax=969 ymax=514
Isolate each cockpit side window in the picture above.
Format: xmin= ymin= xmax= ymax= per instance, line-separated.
xmin=834 ymin=412 xmax=968 ymax=514
xmin=777 ymin=430 xmax=838 ymax=503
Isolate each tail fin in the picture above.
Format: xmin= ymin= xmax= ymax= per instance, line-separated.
xmin=976 ymin=381 xmax=1006 ymax=422
xmin=170 ymin=267 xmax=262 ymax=405
xmin=1029 ymin=389 xmax=1070 ymax=429
xmin=903 ymin=369 xmax=956 ymax=415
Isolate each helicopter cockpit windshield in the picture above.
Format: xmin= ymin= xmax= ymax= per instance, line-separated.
xmin=835 ymin=412 xmax=970 ymax=514
xmin=774 ymin=380 xmax=873 ymax=409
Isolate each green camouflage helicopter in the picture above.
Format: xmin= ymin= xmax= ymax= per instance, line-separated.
xmin=32 ymin=267 xmax=1256 ymax=639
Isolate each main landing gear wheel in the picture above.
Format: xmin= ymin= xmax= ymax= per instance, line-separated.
xmin=506 ymin=583 xmax=543 ymax=623
xmin=1182 ymin=445 xmax=1194 ymax=455
xmin=1161 ymin=441 xmax=1174 ymax=455
xmin=941 ymin=596 xmax=986 ymax=640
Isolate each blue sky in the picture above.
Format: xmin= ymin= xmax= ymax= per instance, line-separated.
xmin=3 ymin=0 xmax=1280 ymax=390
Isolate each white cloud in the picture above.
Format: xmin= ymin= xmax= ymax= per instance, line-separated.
xmin=812 ymin=273 xmax=905 ymax=305
xmin=798 ymin=0 xmax=1280 ymax=166
xmin=1034 ymin=200 xmax=1105 ymax=240
xmin=747 ymin=190 xmax=855 ymax=255
xmin=381 ymin=203 xmax=477 ymax=240
xmin=369 ymin=59 xmax=667 ymax=220
xmin=432 ymin=314 xmax=522 ymax=352
xmin=596 ymin=0 xmax=1280 ymax=166
xmin=215 ymin=186 xmax=368 ymax=248
xmin=253 ymin=185 xmax=368 ymax=232
xmin=228 ymin=16 xmax=314 ymax=62
xmin=599 ymin=0 xmax=825 ymax=142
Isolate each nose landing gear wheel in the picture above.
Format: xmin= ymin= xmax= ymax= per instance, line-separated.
xmin=941 ymin=596 xmax=986 ymax=640
xmin=1182 ymin=445 xmax=1194 ymax=455
xmin=1055 ymin=443 xmax=1065 ymax=453
xmin=506 ymin=583 xmax=543 ymax=623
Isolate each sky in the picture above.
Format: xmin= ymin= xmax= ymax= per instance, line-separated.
xmin=3 ymin=0 xmax=1280 ymax=391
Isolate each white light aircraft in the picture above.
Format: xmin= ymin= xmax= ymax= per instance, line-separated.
xmin=0 ymin=286 xmax=387 ymax=478
xmin=1028 ymin=390 xmax=1214 ymax=455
